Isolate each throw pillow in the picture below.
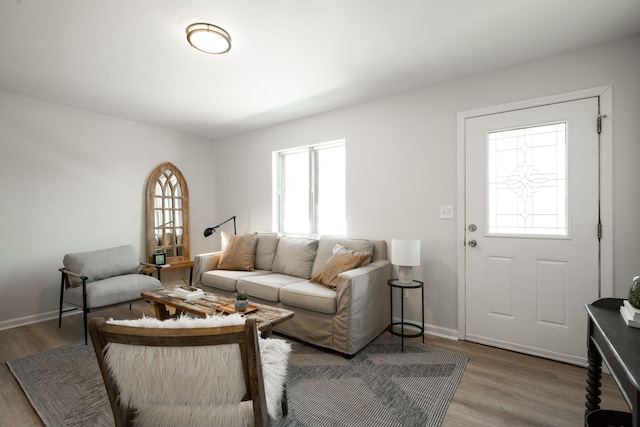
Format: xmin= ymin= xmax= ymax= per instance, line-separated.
xmin=271 ymin=236 xmax=318 ymax=279
xmin=311 ymin=243 xmax=372 ymax=289
xmin=217 ymin=231 xmax=258 ymax=271
xmin=311 ymin=237 xmax=373 ymax=277
xmin=250 ymin=232 xmax=279 ymax=271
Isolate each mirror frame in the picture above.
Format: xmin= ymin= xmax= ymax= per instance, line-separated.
xmin=145 ymin=162 xmax=191 ymax=264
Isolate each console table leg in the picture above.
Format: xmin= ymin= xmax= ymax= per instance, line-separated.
xmin=585 ymin=346 xmax=603 ymax=415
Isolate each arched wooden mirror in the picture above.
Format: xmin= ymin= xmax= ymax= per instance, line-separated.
xmin=145 ymin=162 xmax=191 ymax=266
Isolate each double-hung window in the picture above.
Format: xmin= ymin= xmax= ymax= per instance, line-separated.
xmin=274 ymin=140 xmax=345 ymax=235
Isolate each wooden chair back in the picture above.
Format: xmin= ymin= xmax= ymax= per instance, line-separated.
xmin=88 ymin=317 xmax=269 ymax=427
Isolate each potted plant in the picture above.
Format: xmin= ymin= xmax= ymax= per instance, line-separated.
xmin=629 ymin=276 xmax=640 ymax=308
xmin=234 ymin=291 xmax=249 ymax=312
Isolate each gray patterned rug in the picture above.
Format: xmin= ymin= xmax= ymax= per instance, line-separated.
xmin=7 ymin=335 xmax=467 ymax=427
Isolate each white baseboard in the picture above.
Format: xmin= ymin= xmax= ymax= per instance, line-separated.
xmin=0 ymin=308 xmax=80 ymax=331
xmin=465 ymin=333 xmax=587 ymax=367
xmin=390 ymin=316 xmax=459 ymax=341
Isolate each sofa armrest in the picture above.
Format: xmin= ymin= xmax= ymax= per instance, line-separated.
xmin=192 ymin=252 xmax=222 ymax=287
xmin=336 ymin=260 xmax=391 ymax=290
xmin=333 ymin=259 xmax=392 ymax=353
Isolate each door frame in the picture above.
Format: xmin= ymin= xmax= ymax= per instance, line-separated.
xmin=456 ymin=86 xmax=613 ymax=340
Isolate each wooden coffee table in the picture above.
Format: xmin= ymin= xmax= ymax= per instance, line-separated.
xmin=141 ymin=287 xmax=294 ymax=337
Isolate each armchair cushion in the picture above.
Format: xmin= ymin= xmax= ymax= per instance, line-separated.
xmin=63 ymin=245 xmax=141 ymax=287
xmin=218 ymin=232 xmax=259 ymax=271
xmin=64 ymin=274 xmax=161 ymax=309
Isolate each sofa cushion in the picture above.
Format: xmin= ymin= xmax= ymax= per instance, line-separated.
xmin=65 ymin=274 xmax=161 ymax=308
xmin=252 ymin=232 xmax=279 ymax=271
xmin=238 ymin=274 xmax=307 ymax=302
xmin=201 ymin=269 xmax=271 ymax=292
xmin=271 ymin=236 xmax=318 ymax=279
xmin=310 ymin=243 xmax=372 ymax=289
xmin=311 ymin=237 xmax=373 ymax=277
xmin=218 ymin=232 xmax=258 ymax=271
xmin=63 ymin=245 xmax=142 ymax=287
xmin=279 ymin=281 xmax=337 ymax=314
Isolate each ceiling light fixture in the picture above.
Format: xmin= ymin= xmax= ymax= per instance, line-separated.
xmin=186 ymin=22 xmax=231 ymax=54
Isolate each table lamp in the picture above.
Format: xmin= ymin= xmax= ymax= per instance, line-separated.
xmin=391 ymin=239 xmax=421 ymax=283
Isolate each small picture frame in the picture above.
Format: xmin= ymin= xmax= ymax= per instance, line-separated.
xmin=152 ymin=252 xmax=166 ymax=265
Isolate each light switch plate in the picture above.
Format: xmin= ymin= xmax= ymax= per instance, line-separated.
xmin=439 ymin=205 xmax=454 ymax=219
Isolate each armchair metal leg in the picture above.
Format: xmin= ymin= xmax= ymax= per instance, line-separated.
xmin=82 ymin=279 xmax=88 ymax=345
xmin=58 ymin=273 xmax=64 ymax=328
xmin=281 ymin=385 xmax=288 ymax=417
xmin=84 ymin=309 xmax=89 ymax=345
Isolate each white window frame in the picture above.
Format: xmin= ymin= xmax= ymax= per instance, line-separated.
xmin=273 ymin=140 xmax=345 ymax=235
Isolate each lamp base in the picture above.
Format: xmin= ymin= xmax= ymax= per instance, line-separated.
xmin=398 ymin=266 xmax=414 ymax=284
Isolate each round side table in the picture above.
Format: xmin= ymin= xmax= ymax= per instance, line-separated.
xmin=387 ymin=279 xmax=424 ymax=351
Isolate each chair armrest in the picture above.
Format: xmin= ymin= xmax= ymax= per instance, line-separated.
xmin=192 ymin=252 xmax=222 ymax=287
xmin=59 ymin=267 xmax=88 ymax=281
xmin=139 ymin=262 xmax=158 ymax=268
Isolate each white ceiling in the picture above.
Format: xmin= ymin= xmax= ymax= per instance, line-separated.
xmin=1 ymin=1 xmax=639 ymax=140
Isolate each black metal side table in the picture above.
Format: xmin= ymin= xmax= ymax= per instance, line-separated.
xmin=387 ymin=279 xmax=424 ymax=351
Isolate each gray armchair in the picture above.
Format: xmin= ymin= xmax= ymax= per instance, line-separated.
xmin=58 ymin=245 xmax=162 ymax=343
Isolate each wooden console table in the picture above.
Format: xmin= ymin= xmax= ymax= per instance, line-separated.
xmin=585 ymin=298 xmax=639 ymax=425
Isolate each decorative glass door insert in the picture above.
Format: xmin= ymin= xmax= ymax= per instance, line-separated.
xmin=487 ymin=122 xmax=568 ymax=236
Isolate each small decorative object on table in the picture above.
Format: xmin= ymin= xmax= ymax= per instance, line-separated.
xmin=620 ymin=276 xmax=640 ymax=327
xmin=172 ymin=285 xmax=205 ymax=301
xmin=234 ymin=291 xmax=249 ymax=312
xmin=152 ymin=252 xmax=166 ymax=265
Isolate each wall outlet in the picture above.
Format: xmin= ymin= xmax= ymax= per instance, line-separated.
xmin=439 ymin=205 xmax=454 ymax=219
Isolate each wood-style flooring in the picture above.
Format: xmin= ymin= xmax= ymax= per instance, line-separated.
xmin=0 ymin=302 xmax=628 ymax=426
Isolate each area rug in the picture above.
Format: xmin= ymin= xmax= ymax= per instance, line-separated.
xmin=7 ymin=335 xmax=467 ymax=427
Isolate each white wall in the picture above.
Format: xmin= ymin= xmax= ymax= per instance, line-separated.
xmin=214 ymin=34 xmax=640 ymax=335
xmin=0 ymin=91 xmax=215 ymax=328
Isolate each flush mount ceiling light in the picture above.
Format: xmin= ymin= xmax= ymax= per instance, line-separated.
xmin=186 ymin=22 xmax=231 ymax=54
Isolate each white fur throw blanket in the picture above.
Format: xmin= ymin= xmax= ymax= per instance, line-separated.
xmin=104 ymin=315 xmax=292 ymax=427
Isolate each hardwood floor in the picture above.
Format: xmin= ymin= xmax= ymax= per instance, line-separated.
xmin=0 ymin=302 xmax=628 ymax=426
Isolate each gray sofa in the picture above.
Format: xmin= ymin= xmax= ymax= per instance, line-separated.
xmin=193 ymin=233 xmax=392 ymax=356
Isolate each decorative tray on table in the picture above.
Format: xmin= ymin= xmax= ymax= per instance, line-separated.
xmin=216 ymin=302 xmax=259 ymax=314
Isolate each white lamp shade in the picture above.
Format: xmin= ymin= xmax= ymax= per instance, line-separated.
xmin=391 ymin=239 xmax=421 ymax=266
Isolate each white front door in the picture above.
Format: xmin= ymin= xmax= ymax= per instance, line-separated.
xmin=465 ymin=97 xmax=600 ymax=365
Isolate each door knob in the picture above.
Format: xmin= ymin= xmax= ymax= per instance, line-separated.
xmin=468 ymin=239 xmax=477 ymax=247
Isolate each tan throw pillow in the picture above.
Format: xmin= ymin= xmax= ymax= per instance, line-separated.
xmin=217 ymin=231 xmax=258 ymax=271
xmin=311 ymin=243 xmax=372 ymax=289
